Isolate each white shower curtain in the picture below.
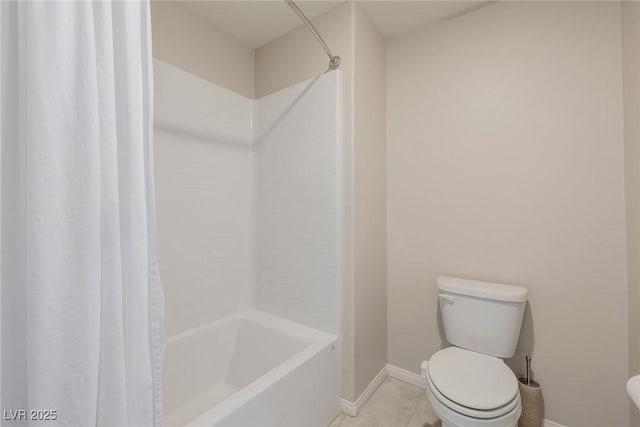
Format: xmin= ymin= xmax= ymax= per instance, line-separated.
xmin=0 ymin=1 xmax=163 ymax=426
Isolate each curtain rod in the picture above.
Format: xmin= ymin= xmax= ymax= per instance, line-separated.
xmin=284 ymin=0 xmax=341 ymax=71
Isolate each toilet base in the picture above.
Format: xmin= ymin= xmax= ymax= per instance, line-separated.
xmin=426 ymin=382 xmax=521 ymax=427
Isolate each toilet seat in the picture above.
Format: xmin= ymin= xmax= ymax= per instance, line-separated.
xmin=426 ymin=379 xmax=521 ymax=427
xmin=426 ymin=347 xmax=519 ymax=419
xmin=426 ymin=369 xmax=519 ymax=419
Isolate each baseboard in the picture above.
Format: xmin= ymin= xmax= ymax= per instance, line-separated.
xmin=384 ymin=364 xmax=566 ymax=427
xmin=342 ymin=363 xmax=566 ymax=427
xmin=386 ymin=364 xmax=427 ymax=389
xmin=339 ymin=398 xmax=358 ymax=417
xmin=340 ymin=365 xmax=387 ymax=416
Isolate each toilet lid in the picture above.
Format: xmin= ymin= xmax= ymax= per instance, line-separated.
xmin=428 ymin=347 xmax=518 ymax=410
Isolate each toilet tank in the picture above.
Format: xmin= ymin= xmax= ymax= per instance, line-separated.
xmin=437 ymin=277 xmax=527 ymax=358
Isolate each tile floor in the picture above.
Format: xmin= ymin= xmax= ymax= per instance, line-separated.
xmin=328 ymin=377 xmax=442 ymax=427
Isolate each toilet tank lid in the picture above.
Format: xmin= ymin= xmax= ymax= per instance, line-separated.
xmin=437 ymin=277 xmax=528 ymax=302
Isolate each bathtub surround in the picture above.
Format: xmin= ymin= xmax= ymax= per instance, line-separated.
xmin=255 ymin=10 xmax=357 ymax=396
xmin=154 ymin=62 xmax=254 ymax=337
xmin=154 ymin=61 xmax=341 ymax=424
xmin=255 ymin=2 xmax=360 ymax=401
xmin=154 ymin=59 xmax=341 ymax=334
xmin=254 ymin=74 xmax=341 ymax=334
xmin=256 ymin=2 xmax=388 ymax=403
xmin=387 ymin=2 xmax=628 ymax=426
xmin=1 ymin=2 xmax=162 ymax=425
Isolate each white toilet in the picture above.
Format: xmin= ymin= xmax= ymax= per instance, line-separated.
xmin=423 ymin=276 xmax=528 ymax=427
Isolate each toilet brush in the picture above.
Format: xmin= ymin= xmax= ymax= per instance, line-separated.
xmin=517 ymin=355 xmax=543 ymax=427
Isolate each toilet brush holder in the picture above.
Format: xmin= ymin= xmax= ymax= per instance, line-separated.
xmin=517 ymin=377 xmax=543 ymax=427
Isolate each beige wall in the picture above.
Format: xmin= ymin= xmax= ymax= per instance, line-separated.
xmin=623 ymin=2 xmax=640 ymax=425
xmin=255 ymin=2 xmax=388 ymax=401
xmin=386 ymin=2 xmax=629 ymax=426
xmin=254 ymin=3 xmax=353 ymax=99
xmin=352 ymin=4 xmax=387 ymax=398
xmin=150 ymin=1 xmax=254 ymax=98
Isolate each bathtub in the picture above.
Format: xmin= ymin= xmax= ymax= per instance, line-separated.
xmin=163 ymin=310 xmax=340 ymax=426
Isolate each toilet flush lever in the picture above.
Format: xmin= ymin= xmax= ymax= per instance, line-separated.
xmin=438 ymin=293 xmax=454 ymax=305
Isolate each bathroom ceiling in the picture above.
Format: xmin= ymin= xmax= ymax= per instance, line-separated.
xmin=360 ymin=1 xmax=485 ymax=39
xmin=180 ymin=1 xmax=485 ymax=49
xmin=181 ymin=1 xmax=343 ymax=48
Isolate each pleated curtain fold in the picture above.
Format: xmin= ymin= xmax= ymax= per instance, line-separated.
xmin=0 ymin=2 xmax=163 ymax=425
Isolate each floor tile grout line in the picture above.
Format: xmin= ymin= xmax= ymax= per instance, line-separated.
xmin=405 ymin=389 xmax=425 ymax=427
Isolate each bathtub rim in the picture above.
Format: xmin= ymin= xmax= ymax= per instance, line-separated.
xmin=168 ymin=309 xmax=337 ymax=427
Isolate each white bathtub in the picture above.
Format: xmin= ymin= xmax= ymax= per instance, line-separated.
xmin=164 ymin=310 xmax=340 ymax=426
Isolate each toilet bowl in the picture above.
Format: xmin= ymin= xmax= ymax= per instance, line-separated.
xmin=424 ymin=277 xmax=528 ymax=427
xmin=424 ymin=347 xmax=521 ymax=427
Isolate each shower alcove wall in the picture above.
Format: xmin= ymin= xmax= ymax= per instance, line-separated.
xmin=154 ymin=60 xmax=342 ymax=426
